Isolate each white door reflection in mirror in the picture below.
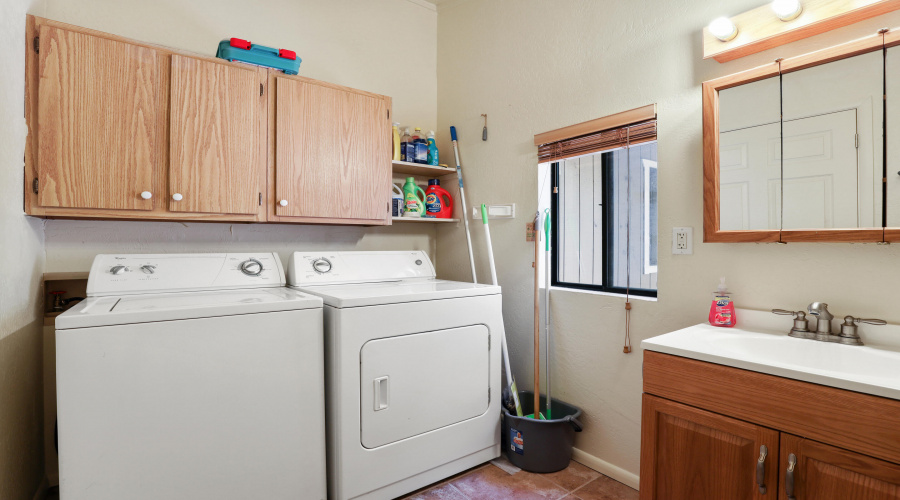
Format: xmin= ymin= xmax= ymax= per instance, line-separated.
xmin=885 ymin=47 xmax=900 ymax=227
xmin=718 ymin=76 xmax=781 ymax=231
xmin=719 ymin=123 xmax=781 ymax=230
xmin=782 ymin=51 xmax=882 ymax=229
xmin=777 ymin=111 xmax=858 ymax=229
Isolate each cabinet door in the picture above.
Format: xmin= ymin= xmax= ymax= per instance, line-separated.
xmin=779 ymin=434 xmax=900 ymax=499
xmin=169 ymin=55 xmax=265 ymax=215
xmin=640 ymin=394 xmax=779 ymax=500
xmin=274 ymin=77 xmax=390 ymax=222
xmin=37 ymin=26 xmax=158 ymax=210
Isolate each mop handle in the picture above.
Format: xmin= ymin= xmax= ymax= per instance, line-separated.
xmin=481 ymin=204 xmax=498 ymax=286
xmin=483 ymin=204 xmax=521 ymax=417
xmin=543 ymin=209 xmax=552 ymax=419
xmin=451 ymin=126 xmax=477 ymax=284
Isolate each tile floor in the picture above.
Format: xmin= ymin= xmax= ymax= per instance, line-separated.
xmin=43 ymin=458 xmax=639 ymax=500
xmin=402 ymin=457 xmax=639 ymax=500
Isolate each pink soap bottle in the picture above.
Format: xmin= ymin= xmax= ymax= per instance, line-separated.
xmin=709 ymin=277 xmax=737 ymax=327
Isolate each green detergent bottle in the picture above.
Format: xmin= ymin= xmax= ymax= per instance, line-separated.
xmin=402 ymin=177 xmax=427 ymax=217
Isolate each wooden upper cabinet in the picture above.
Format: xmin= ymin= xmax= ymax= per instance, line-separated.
xmin=640 ymin=394 xmax=779 ymax=500
xmin=37 ymin=25 xmax=158 ymax=210
xmin=780 ymin=434 xmax=900 ymax=500
xmin=273 ymin=75 xmax=391 ymax=224
xmin=168 ymin=56 xmax=266 ymax=215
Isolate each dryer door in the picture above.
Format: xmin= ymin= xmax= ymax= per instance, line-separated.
xmin=359 ymin=325 xmax=490 ymax=449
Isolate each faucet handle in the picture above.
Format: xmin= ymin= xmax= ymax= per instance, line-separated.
xmin=845 ymin=316 xmax=886 ymax=326
xmin=772 ymin=309 xmax=805 ymax=319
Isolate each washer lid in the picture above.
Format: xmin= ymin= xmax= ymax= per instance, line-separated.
xmin=292 ymin=279 xmax=500 ymax=308
xmin=55 ymin=288 xmax=322 ymax=330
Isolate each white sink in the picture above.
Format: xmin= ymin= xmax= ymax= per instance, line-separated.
xmin=642 ymin=309 xmax=900 ymax=401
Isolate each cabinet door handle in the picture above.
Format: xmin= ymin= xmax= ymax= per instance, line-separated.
xmin=279 ymin=199 xmax=288 ymax=207
xmin=786 ymin=453 xmax=797 ymax=500
xmin=756 ymin=445 xmax=767 ymax=494
xmin=172 ymin=193 xmax=183 ymax=201
xmin=140 ymin=191 xmax=152 ymax=200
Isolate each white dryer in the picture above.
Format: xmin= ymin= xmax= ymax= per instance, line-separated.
xmin=287 ymin=251 xmax=502 ymax=500
xmin=55 ymin=253 xmax=326 ymax=500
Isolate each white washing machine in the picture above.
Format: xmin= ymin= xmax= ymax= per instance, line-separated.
xmin=287 ymin=251 xmax=502 ymax=500
xmin=55 ymin=253 xmax=326 ymax=500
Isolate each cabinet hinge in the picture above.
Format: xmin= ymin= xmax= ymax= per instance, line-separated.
xmin=855 ymin=133 xmax=859 ymax=149
xmin=260 ymin=83 xmax=264 ymax=96
xmin=32 ymin=36 xmax=39 ymax=54
xmin=259 ymin=192 xmax=262 ymax=206
xmin=488 ymin=335 xmax=491 ymax=350
xmin=32 ymin=178 xmax=38 ymax=194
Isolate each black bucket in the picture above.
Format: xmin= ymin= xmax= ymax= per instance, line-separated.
xmin=501 ymin=391 xmax=583 ymax=473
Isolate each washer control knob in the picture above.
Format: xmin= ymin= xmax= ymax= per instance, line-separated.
xmin=140 ymin=265 xmax=156 ymax=275
xmin=110 ymin=265 xmax=127 ymax=275
xmin=240 ymin=259 xmax=263 ymax=276
xmin=312 ymin=258 xmax=332 ymax=274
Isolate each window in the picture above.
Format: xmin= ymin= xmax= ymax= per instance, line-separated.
xmin=550 ymin=141 xmax=658 ymax=297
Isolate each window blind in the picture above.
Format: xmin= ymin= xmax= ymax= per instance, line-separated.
xmin=537 ymin=120 xmax=657 ymax=162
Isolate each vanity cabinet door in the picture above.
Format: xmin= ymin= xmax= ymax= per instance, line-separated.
xmin=779 ymin=434 xmax=900 ymax=499
xmin=640 ymin=394 xmax=779 ymax=500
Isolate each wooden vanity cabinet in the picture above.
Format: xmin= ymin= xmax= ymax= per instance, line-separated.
xmin=641 ymin=351 xmax=900 ymax=499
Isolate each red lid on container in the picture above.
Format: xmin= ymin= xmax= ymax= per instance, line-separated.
xmin=278 ymin=48 xmax=297 ymax=60
xmin=229 ymin=38 xmax=252 ymax=50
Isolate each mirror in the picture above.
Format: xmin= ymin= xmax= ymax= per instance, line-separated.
xmin=887 ymin=46 xmax=900 ymax=228
xmin=705 ymin=37 xmax=887 ymax=242
xmin=718 ymin=77 xmax=781 ymax=231
xmin=781 ymin=51 xmax=883 ymax=230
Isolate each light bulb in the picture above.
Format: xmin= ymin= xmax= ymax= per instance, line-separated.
xmin=772 ymin=0 xmax=802 ymax=21
xmin=709 ymin=17 xmax=738 ymax=42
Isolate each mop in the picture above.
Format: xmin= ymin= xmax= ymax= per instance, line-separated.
xmin=530 ymin=211 xmax=545 ymax=420
xmin=450 ymin=126 xmax=477 ymax=283
xmin=480 ymin=204 xmax=523 ymax=417
xmin=543 ymin=208 xmax=552 ymax=419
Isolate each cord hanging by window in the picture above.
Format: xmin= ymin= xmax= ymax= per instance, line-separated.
xmin=623 ymin=127 xmax=632 ymax=354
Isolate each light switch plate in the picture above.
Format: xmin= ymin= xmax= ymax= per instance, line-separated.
xmin=472 ymin=203 xmax=516 ymax=219
xmin=672 ymin=227 xmax=693 ymax=255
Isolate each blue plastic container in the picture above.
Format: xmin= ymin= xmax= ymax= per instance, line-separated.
xmin=215 ymin=38 xmax=301 ymax=75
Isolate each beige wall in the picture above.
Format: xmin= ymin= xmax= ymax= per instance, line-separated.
xmin=1 ymin=0 xmax=47 ymax=497
xmin=435 ymin=0 xmax=900 ymax=484
xmin=36 ymin=0 xmax=439 ymax=272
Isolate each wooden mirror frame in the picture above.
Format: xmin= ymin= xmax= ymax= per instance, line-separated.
xmin=702 ymin=29 xmax=900 ymax=243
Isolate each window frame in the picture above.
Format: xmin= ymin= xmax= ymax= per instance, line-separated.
xmin=549 ymin=151 xmax=658 ymax=298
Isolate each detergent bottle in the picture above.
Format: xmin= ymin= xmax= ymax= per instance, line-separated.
xmin=392 ymin=123 xmax=401 ymax=161
xmin=427 ymin=131 xmax=439 ymax=166
xmin=708 ymin=277 xmax=737 ymax=327
xmin=400 ymin=128 xmax=413 ymax=162
xmin=391 ymin=183 xmax=404 ymax=217
xmin=413 ymin=127 xmax=428 ymax=164
xmin=424 ymin=179 xmax=453 ymax=218
xmin=402 ymin=177 xmax=427 ymax=217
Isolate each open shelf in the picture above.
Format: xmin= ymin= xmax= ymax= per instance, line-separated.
xmin=392 ymin=217 xmax=459 ymax=223
xmin=392 ymin=160 xmax=455 ymax=177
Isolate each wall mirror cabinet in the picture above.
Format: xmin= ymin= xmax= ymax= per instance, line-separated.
xmin=703 ymin=30 xmax=900 ymax=242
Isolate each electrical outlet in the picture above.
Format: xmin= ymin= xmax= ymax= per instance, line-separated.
xmin=672 ymin=227 xmax=693 ymax=255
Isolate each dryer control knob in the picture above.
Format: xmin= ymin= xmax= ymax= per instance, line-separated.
xmin=140 ymin=265 xmax=156 ymax=274
xmin=110 ymin=265 xmax=127 ymax=275
xmin=240 ymin=259 xmax=263 ymax=276
xmin=312 ymin=258 xmax=332 ymax=274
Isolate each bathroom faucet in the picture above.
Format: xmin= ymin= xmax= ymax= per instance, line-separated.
xmin=807 ymin=302 xmax=834 ymax=339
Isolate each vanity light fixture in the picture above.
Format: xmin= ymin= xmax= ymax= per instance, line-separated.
xmin=772 ymin=0 xmax=803 ymax=21
xmin=709 ymin=17 xmax=738 ymax=42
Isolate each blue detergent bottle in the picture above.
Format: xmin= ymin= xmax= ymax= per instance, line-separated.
xmin=427 ymin=130 xmax=439 ymax=166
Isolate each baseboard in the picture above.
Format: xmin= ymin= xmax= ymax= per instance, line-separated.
xmin=572 ymin=447 xmax=640 ymax=490
xmin=32 ymin=476 xmax=47 ymax=500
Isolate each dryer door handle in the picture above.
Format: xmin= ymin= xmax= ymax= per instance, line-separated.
xmin=374 ymin=376 xmax=390 ymax=411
